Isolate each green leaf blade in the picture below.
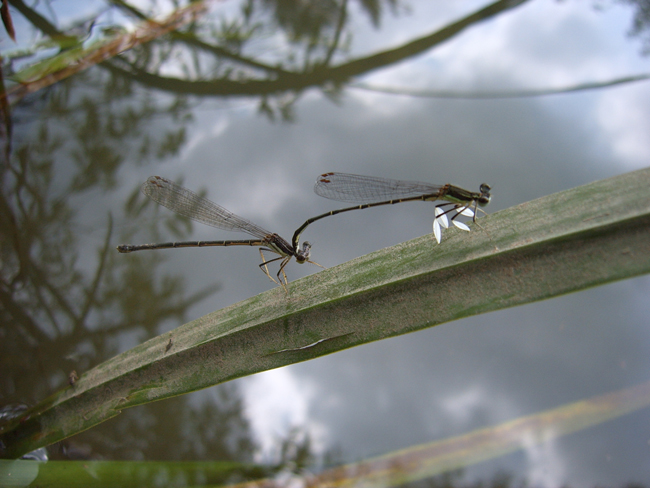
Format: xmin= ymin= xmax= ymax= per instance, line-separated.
xmin=2 ymin=167 xmax=650 ymax=458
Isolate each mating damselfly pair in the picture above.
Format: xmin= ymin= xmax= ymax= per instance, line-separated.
xmin=117 ymin=173 xmax=491 ymax=291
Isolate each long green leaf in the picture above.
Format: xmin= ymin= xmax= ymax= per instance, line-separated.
xmin=2 ymin=167 xmax=650 ymax=458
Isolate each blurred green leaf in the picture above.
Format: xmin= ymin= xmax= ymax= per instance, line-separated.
xmin=3 ymin=381 xmax=649 ymax=487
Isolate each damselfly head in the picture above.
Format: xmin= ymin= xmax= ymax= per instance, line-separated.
xmin=296 ymin=241 xmax=312 ymax=263
xmin=478 ymin=183 xmax=491 ymax=206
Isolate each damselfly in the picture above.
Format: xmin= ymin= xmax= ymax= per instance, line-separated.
xmin=118 ymin=176 xmax=322 ymax=291
xmin=292 ymin=172 xmax=491 ymax=248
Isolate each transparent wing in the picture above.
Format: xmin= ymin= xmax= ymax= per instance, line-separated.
xmin=142 ymin=176 xmax=272 ymax=239
xmin=314 ymin=172 xmax=443 ymax=203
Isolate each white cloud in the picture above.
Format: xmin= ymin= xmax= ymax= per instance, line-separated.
xmin=521 ymin=428 xmax=566 ymax=488
xmin=242 ymin=368 xmax=328 ymax=462
xmin=596 ymin=84 xmax=650 ymax=169
xmin=439 ymin=385 xmax=486 ymax=425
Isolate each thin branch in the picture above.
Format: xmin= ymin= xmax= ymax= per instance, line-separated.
xmin=350 ymin=73 xmax=650 ymax=99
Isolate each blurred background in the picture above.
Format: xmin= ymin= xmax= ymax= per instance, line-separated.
xmin=1 ymin=0 xmax=649 ymax=486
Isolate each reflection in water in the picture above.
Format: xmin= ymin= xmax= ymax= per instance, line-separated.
xmin=2 ymin=0 xmax=533 ymax=117
xmin=0 ymin=75 xmax=224 ymax=458
xmin=1 ymin=1 xmax=648 ymax=486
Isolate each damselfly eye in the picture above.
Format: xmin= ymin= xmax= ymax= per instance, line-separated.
xmin=297 ymin=241 xmax=312 ymax=262
xmin=478 ymin=183 xmax=491 ymax=205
